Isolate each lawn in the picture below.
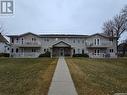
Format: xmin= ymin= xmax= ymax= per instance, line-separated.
xmin=0 ymin=58 xmax=57 ymax=95
xmin=66 ymin=57 xmax=127 ymax=95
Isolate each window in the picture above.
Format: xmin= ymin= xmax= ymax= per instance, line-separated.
xmin=16 ymin=48 xmax=18 ymax=53
xmin=110 ymin=49 xmax=113 ymax=53
xmin=94 ymin=39 xmax=96 ymax=45
xmin=82 ymin=49 xmax=84 ymax=54
xmin=32 ymin=38 xmax=34 ymax=41
xmin=97 ymin=39 xmax=100 ymax=45
xmin=32 ymin=49 xmax=36 ymax=52
xmin=44 ymin=49 xmax=46 ymax=52
xmin=22 ymin=38 xmax=24 ymax=44
xmin=95 ymin=49 xmax=100 ymax=55
xmin=82 ymin=40 xmax=84 ymax=44
xmin=73 ymin=40 xmax=75 ymax=43
xmin=94 ymin=39 xmax=100 ymax=45
xmin=11 ymin=38 xmax=14 ymax=43
xmin=21 ymin=49 xmax=24 ymax=52
xmin=78 ymin=49 xmax=80 ymax=54
xmin=32 ymin=38 xmax=36 ymax=41
xmin=73 ymin=49 xmax=75 ymax=54
xmin=16 ymin=38 xmax=18 ymax=43
xmin=78 ymin=40 xmax=80 ymax=43
xmin=34 ymin=38 xmax=36 ymax=41
xmin=11 ymin=48 xmax=14 ymax=53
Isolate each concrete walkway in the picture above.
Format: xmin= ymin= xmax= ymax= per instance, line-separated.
xmin=48 ymin=57 xmax=78 ymax=95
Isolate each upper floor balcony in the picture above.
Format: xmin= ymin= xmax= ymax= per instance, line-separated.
xmin=13 ymin=41 xmax=41 ymax=48
xmin=86 ymin=41 xmax=113 ymax=48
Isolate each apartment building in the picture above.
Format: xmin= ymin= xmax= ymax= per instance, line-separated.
xmin=8 ymin=32 xmax=117 ymax=58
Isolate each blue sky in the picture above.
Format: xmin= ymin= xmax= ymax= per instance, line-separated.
xmin=0 ymin=0 xmax=127 ymax=39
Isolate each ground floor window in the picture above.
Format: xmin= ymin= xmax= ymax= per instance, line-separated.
xmin=110 ymin=49 xmax=114 ymax=53
xmin=32 ymin=49 xmax=36 ymax=52
xmin=11 ymin=48 xmax=13 ymax=53
xmin=78 ymin=49 xmax=80 ymax=54
xmin=16 ymin=48 xmax=18 ymax=53
xmin=82 ymin=49 xmax=84 ymax=54
xmin=95 ymin=49 xmax=100 ymax=55
xmin=73 ymin=49 xmax=75 ymax=54
xmin=44 ymin=49 xmax=46 ymax=52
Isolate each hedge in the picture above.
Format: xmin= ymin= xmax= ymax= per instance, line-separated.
xmin=0 ymin=53 xmax=10 ymax=57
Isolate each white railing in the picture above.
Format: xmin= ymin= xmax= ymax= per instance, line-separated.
xmin=86 ymin=42 xmax=112 ymax=47
xmin=15 ymin=41 xmax=41 ymax=47
xmin=12 ymin=52 xmax=40 ymax=58
xmin=89 ymin=53 xmax=117 ymax=58
xmin=89 ymin=53 xmax=105 ymax=58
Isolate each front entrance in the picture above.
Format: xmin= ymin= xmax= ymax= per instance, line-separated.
xmin=52 ymin=47 xmax=71 ymax=57
xmin=51 ymin=41 xmax=72 ymax=57
xmin=60 ymin=48 xmax=64 ymax=56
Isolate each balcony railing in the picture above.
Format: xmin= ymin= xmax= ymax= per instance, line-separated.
xmin=15 ymin=41 xmax=41 ymax=47
xmin=89 ymin=53 xmax=117 ymax=58
xmin=12 ymin=52 xmax=40 ymax=58
xmin=86 ymin=42 xmax=112 ymax=48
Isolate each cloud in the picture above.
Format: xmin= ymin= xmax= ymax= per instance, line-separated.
xmin=0 ymin=0 xmax=127 ymax=36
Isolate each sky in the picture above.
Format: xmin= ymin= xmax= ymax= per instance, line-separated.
xmin=0 ymin=0 xmax=127 ymax=40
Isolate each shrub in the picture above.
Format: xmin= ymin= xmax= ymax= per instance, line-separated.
xmin=73 ymin=54 xmax=89 ymax=57
xmin=39 ymin=51 xmax=51 ymax=57
xmin=0 ymin=53 xmax=10 ymax=57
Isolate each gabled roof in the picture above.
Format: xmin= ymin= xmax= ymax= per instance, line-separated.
xmin=52 ymin=41 xmax=71 ymax=47
xmin=7 ymin=32 xmax=116 ymax=39
xmin=89 ymin=33 xmax=108 ymax=38
xmin=7 ymin=32 xmax=40 ymax=38
xmin=87 ymin=33 xmax=116 ymax=38
xmin=0 ymin=33 xmax=8 ymax=43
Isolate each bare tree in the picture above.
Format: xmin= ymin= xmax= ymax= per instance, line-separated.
xmin=0 ymin=24 xmax=4 ymax=34
xmin=102 ymin=5 xmax=127 ymax=53
xmin=103 ymin=20 xmax=114 ymax=36
xmin=121 ymin=5 xmax=127 ymax=17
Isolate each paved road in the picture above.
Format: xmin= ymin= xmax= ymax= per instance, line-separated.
xmin=48 ymin=57 xmax=78 ymax=95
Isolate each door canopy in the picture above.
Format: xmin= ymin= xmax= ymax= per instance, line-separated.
xmin=52 ymin=41 xmax=71 ymax=48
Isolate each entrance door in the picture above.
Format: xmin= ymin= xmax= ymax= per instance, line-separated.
xmin=60 ymin=48 xmax=64 ymax=56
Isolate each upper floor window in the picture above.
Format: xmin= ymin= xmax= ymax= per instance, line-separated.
xmin=32 ymin=38 xmax=36 ymax=42
xmin=82 ymin=40 xmax=84 ymax=44
xmin=22 ymin=38 xmax=24 ymax=44
xmin=16 ymin=38 xmax=18 ymax=43
xmin=78 ymin=40 xmax=80 ymax=43
xmin=11 ymin=38 xmax=14 ymax=43
xmin=73 ymin=40 xmax=75 ymax=43
xmin=94 ymin=38 xmax=100 ymax=45
xmin=32 ymin=38 xmax=34 ymax=41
